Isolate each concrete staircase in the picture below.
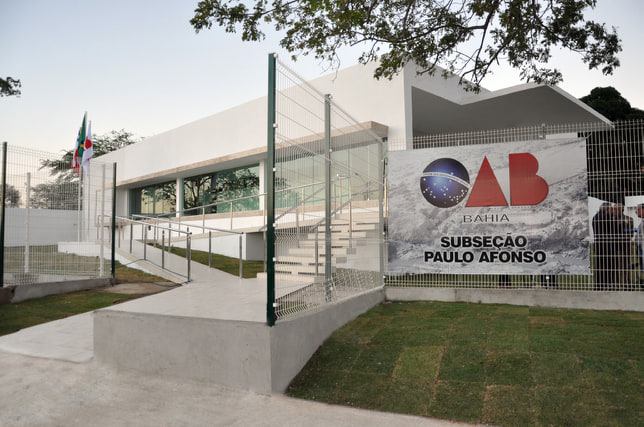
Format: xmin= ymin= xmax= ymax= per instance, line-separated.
xmin=258 ymin=211 xmax=380 ymax=283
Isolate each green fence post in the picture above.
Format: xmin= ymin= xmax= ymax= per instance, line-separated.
xmin=0 ymin=142 xmax=6 ymax=288
xmin=324 ymin=95 xmax=332 ymax=302
xmin=111 ymin=163 xmax=117 ymax=283
xmin=378 ymin=140 xmax=385 ymax=286
xmin=266 ymin=53 xmax=277 ymax=326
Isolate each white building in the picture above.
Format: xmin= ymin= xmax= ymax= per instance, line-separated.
xmin=99 ymin=61 xmax=608 ymax=257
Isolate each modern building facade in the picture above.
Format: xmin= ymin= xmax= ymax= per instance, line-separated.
xmin=100 ymin=61 xmax=608 ymax=229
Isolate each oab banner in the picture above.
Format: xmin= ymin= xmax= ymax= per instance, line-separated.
xmin=388 ymin=138 xmax=590 ymax=275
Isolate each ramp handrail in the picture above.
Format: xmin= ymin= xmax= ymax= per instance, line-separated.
xmin=114 ymin=215 xmax=193 ymax=281
xmin=121 ymin=215 xmax=245 ymax=278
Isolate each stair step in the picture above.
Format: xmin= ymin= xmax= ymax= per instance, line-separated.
xmin=277 ymin=255 xmax=347 ymax=264
xmin=307 ymin=231 xmax=368 ymax=239
xmin=257 ymin=272 xmax=318 ymax=282
xmin=276 ymin=264 xmax=335 ymax=275
xmin=333 ymin=212 xmax=380 ymax=222
xmin=288 ymin=247 xmax=357 ymax=256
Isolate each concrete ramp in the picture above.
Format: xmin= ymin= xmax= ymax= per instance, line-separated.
xmin=94 ymin=263 xmax=384 ymax=393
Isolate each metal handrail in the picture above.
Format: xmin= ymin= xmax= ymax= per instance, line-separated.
xmin=308 ymin=180 xmax=379 ymax=232
xmin=115 ymin=215 xmax=193 ymax=281
xmin=258 ymin=177 xmax=350 ymax=231
xmin=258 ymin=182 xmax=327 ymax=231
xmin=131 ymin=214 xmax=243 ymax=235
xmin=124 ymin=214 xmax=245 ymax=278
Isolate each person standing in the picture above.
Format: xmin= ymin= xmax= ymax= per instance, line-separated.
xmin=613 ymin=203 xmax=634 ymax=289
xmin=634 ymin=203 xmax=644 ymax=288
xmin=592 ymin=203 xmax=616 ymax=291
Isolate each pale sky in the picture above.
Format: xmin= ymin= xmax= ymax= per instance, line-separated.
xmin=1 ymin=0 xmax=643 ymax=154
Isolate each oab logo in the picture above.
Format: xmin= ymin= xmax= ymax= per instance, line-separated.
xmin=420 ymin=153 xmax=549 ymax=208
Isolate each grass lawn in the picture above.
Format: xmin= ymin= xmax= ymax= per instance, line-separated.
xmin=0 ymin=290 xmax=144 ymax=337
xmin=287 ymin=301 xmax=644 ymax=426
xmin=164 ymin=246 xmax=264 ymax=279
xmin=0 ymin=262 xmax=169 ymax=337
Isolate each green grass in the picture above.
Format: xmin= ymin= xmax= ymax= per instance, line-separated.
xmin=113 ymin=260 xmax=172 ymax=283
xmin=287 ymin=301 xmax=644 ymax=426
xmin=0 ymin=262 xmax=171 ymax=337
xmin=0 ymin=290 xmax=144 ymax=337
xmin=164 ymin=246 xmax=264 ymax=278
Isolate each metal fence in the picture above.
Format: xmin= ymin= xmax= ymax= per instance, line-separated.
xmin=387 ymin=119 xmax=644 ymax=292
xmin=1 ymin=143 xmax=115 ymax=286
xmin=267 ymin=55 xmax=386 ymax=322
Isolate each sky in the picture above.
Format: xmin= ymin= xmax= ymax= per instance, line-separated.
xmin=1 ymin=0 xmax=643 ymax=154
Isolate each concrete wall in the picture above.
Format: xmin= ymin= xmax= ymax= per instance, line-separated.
xmin=270 ymin=287 xmax=385 ymax=392
xmin=386 ymin=287 xmax=644 ymax=312
xmin=188 ymin=232 xmax=264 ymax=261
xmin=99 ymin=97 xmax=267 ymax=185
xmin=5 ymin=208 xmax=77 ymax=246
xmin=94 ymin=287 xmax=385 ymax=394
xmin=5 ymin=278 xmax=112 ymax=304
xmin=94 ymin=311 xmax=273 ymax=392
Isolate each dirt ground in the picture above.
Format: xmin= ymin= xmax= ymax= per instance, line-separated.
xmin=98 ymin=282 xmax=180 ymax=295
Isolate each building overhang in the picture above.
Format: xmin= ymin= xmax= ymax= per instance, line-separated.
xmin=115 ymin=121 xmax=388 ymax=188
xmin=411 ymin=83 xmax=611 ymax=136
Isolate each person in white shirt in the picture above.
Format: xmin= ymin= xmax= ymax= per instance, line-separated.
xmin=634 ymin=204 xmax=644 ymax=288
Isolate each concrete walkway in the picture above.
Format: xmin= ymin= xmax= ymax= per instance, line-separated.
xmin=0 ymin=246 xmax=475 ymax=426
xmin=0 ymin=351 xmax=471 ymax=427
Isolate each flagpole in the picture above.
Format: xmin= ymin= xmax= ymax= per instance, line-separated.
xmin=77 ymin=167 xmax=82 ymax=241
xmin=86 ymin=157 xmax=91 ymax=241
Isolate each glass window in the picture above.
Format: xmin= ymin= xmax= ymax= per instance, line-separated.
xmin=130 ymin=181 xmax=176 ymax=216
xmin=183 ymin=164 xmax=260 ymax=214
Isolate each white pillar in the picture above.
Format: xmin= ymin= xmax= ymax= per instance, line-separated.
xmin=24 ymin=172 xmax=30 ymax=273
xmin=176 ymin=177 xmax=184 ymax=217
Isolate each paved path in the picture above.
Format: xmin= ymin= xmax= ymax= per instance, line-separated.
xmin=0 ymin=351 xmax=471 ymax=427
xmin=0 ymin=247 xmax=477 ymax=426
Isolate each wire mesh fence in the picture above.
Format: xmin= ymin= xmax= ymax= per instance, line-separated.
xmin=386 ymin=120 xmax=644 ymax=293
xmin=1 ymin=143 xmax=115 ymax=286
xmin=271 ymin=57 xmax=386 ymax=320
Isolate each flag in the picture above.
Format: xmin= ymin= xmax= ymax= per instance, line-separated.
xmin=81 ymin=120 xmax=94 ymax=174
xmin=71 ymin=113 xmax=87 ymax=174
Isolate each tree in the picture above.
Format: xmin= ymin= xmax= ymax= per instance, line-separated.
xmin=580 ymin=87 xmax=644 ymax=121
xmin=580 ymin=88 xmax=644 ymax=204
xmin=191 ymin=0 xmax=621 ymax=90
xmin=33 ymin=130 xmax=140 ymax=210
xmin=40 ymin=129 xmax=140 ymax=178
xmin=0 ymin=76 xmax=21 ymax=97
xmin=29 ymin=176 xmax=80 ymax=210
xmin=3 ymin=184 xmax=21 ymax=207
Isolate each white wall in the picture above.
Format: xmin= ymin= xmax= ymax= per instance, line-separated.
xmin=99 ymin=96 xmax=267 ymax=184
xmin=5 ymin=208 xmax=78 ymax=246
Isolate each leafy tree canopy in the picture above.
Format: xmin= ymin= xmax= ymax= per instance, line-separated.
xmin=0 ymin=76 xmax=21 ymax=97
xmin=191 ymin=0 xmax=621 ymax=90
xmin=32 ymin=130 xmax=140 ymax=210
xmin=40 ymin=129 xmax=140 ymax=178
xmin=580 ymin=86 xmax=644 ymax=121
xmin=3 ymin=185 xmax=21 ymax=207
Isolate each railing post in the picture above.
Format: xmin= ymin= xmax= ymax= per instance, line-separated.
xmin=161 ymin=230 xmax=165 ymax=269
xmin=205 ymin=230 xmax=210 ymax=268
xmin=143 ymin=225 xmax=147 ymax=260
xmin=239 ymin=233 xmax=243 ymax=278
xmin=129 ymin=222 xmax=133 ymax=253
xmin=230 ymin=201 xmax=233 ymax=229
xmin=315 ymin=229 xmax=319 ymax=277
xmin=186 ymin=232 xmax=192 ymax=282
